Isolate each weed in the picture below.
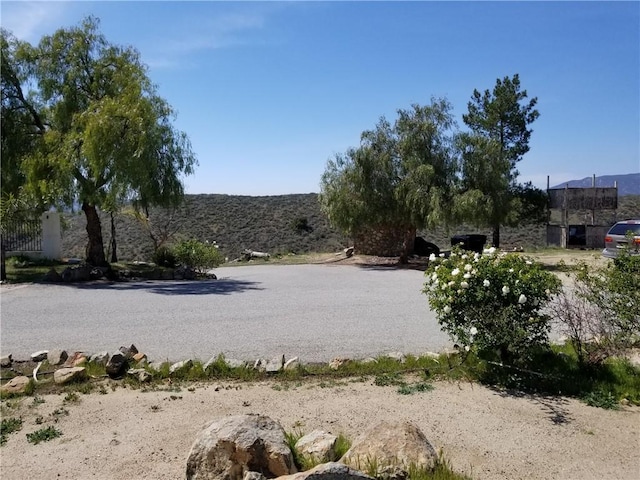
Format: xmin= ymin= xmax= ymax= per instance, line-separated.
xmin=374 ymin=373 xmax=404 ymax=387
xmin=397 ymin=382 xmax=434 ymax=395
xmin=63 ymin=392 xmax=80 ymax=404
xmin=98 ymin=385 xmax=108 ymax=395
xmin=150 ymin=405 xmax=161 ymax=412
xmin=26 ymin=426 xmax=62 ymax=445
xmin=0 ymin=417 xmax=23 ymax=446
xmin=582 ymin=390 xmax=620 ymax=410
xmin=30 ymin=396 xmax=45 ymax=407
xmin=51 ymin=407 xmax=69 ymax=418
xmin=35 ymin=416 xmax=44 ymax=425
xmin=334 ymin=433 xmax=351 ymax=459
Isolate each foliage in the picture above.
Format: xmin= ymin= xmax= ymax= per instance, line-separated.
xmin=2 ymin=17 xmax=196 ymax=266
xmin=552 ymin=248 xmax=640 ymax=365
xmin=152 ymin=245 xmax=177 ymax=268
xmin=0 ymin=417 xmax=23 ymax=446
xmin=581 ymin=390 xmax=620 ymax=410
xmin=172 ymin=239 xmax=223 ymax=274
xmin=320 ymin=98 xmax=457 ymax=258
xmin=456 ymin=74 xmax=540 ymax=248
xmin=26 ymin=426 xmax=62 ymax=445
xmin=423 ymin=248 xmax=562 ymax=363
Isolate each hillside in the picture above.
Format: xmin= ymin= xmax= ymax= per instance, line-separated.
xmin=61 ymin=194 xmax=640 ymax=262
xmin=551 ymin=173 xmax=640 ymax=196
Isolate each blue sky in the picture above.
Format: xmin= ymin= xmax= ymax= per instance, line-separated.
xmin=2 ymin=1 xmax=639 ymax=195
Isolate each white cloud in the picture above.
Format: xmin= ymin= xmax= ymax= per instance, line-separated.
xmin=0 ymin=1 xmax=70 ymax=42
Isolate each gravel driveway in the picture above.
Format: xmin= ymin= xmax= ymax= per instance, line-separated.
xmin=0 ymin=264 xmax=451 ymax=363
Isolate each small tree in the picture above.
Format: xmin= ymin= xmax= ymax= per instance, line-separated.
xmin=173 ymin=239 xmax=223 ymax=275
xmin=320 ymin=98 xmax=457 ymax=261
xmin=457 ymin=74 xmax=540 ymax=247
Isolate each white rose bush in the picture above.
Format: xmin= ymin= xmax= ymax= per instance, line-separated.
xmin=424 ymin=248 xmax=562 ymax=363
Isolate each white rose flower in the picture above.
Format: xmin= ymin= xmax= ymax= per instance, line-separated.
xmin=502 ymin=285 xmax=510 ymax=295
xmin=488 ymin=247 xmax=496 ymax=254
xmin=464 ymin=345 xmax=470 ymax=352
xmin=526 ymin=260 xmax=533 ymax=265
xmin=483 ymin=279 xmax=490 ymax=287
xmin=464 ymin=264 xmax=473 ymax=272
xmin=509 ymin=268 xmax=514 ymax=273
xmin=448 ymin=281 xmax=455 ymax=287
xmin=429 ymin=253 xmax=436 ymax=262
xmin=463 ymin=273 xmax=471 ymax=279
xmin=461 ymin=254 xmax=468 ymax=259
xmin=518 ymin=294 xmax=527 ymax=304
xmin=470 ymin=326 xmax=478 ymax=335
xmin=461 ymin=281 xmax=469 ymax=289
xmin=439 ymin=253 xmax=445 ymax=258
xmin=443 ymin=305 xmax=452 ymax=314
xmin=451 ymin=268 xmax=460 ymax=276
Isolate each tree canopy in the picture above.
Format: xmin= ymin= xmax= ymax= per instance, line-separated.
xmin=1 ymin=17 xmax=196 ymax=266
xmin=456 ymin=74 xmax=540 ymax=247
xmin=319 ymin=98 xmax=457 ymax=259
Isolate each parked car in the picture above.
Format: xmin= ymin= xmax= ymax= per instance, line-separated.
xmin=602 ymin=219 xmax=640 ymax=258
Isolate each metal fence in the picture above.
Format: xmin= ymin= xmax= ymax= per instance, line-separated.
xmin=2 ymin=219 xmax=42 ymax=252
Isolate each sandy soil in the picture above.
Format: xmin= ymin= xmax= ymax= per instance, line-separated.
xmin=1 ymin=377 xmax=638 ymax=480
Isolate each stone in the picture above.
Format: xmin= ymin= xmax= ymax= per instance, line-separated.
xmin=61 ymin=264 xmax=92 ymax=282
xmin=47 ymin=349 xmax=68 ymax=366
xmin=340 ymin=421 xmax=437 ymax=473
xmin=148 ymin=361 xmax=165 ymax=372
xmin=265 ymin=355 xmax=285 ymax=374
xmin=344 ymin=247 xmax=355 ymax=258
xmin=0 ymin=376 xmax=30 ymax=395
xmin=127 ymin=368 xmax=152 ymax=382
xmin=277 ymin=462 xmax=375 ymax=480
xmin=30 ymin=350 xmax=48 ymax=362
xmin=89 ymin=351 xmax=110 ymax=366
xmin=175 ymin=266 xmax=196 ymax=280
xmin=0 ymin=354 xmax=12 ymax=368
xmin=106 ymin=351 xmax=128 ymax=378
xmin=64 ymin=352 xmax=87 ymax=367
xmin=186 ymin=414 xmax=296 ymax=480
xmin=283 ymin=357 xmax=300 ymax=371
xmin=53 ymin=367 xmax=87 ymax=385
xmin=119 ymin=344 xmax=139 ymax=359
xmin=42 ymin=267 xmax=63 ymax=282
xmin=253 ymin=359 xmax=266 ymax=372
xmin=132 ymin=352 xmax=147 ymax=364
xmin=295 ymin=430 xmax=338 ymax=463
xmin=243 ymin=472 xmax=266 ymax=480
xmin=384 ymin=352 xmax=406 ymax=363
xmin=328 ymin=358 xmax=350 ymax=370
xmin=169 ymin=359 xmax=193 ymax=376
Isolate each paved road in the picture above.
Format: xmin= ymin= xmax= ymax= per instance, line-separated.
xmin=0 ymin=264 xmax=451 ymax=363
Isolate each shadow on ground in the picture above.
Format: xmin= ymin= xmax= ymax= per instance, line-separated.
xmin=491 ymin=388 xmax=574 ymax=425
xmin=56 ymin=278 xmax=263 ymax=296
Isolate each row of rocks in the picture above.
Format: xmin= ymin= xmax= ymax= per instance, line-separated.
xmin=41 ymin=263 xmax=214 ymax=283
xmin=0 ymin=345 xmax=447 ymax=396
xmin=186 ymin=414 xmax=438 ymax=480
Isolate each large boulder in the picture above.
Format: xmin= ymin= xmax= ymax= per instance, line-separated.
xmin=277 ymin=462 xmax=375 ymax=480
xmin=340 ymin=421 xmax=437 ymax=473
xmin=185 ymin=414 xmax=297 ymax=480
xmin=105 ymin=351 xmax=128 ymax=378
xmin=61 ymin=264 xmax=93 ymax=282
xmin=48 ymin=349 xmax=68 ymax=366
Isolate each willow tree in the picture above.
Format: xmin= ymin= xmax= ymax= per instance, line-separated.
xmin=320 ymin=98 xmax=457 ymax=261
xmin=5 ymin=17 xmax=196 ymax=266
xmin=457 ymin=74 xmax=540 ymax=248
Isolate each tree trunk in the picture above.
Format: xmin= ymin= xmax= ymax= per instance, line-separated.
xmin=82 ymin=202 xmax=107 ymax=266
xmin=492 ymin=224 xmax=501 ymax=248
xmin=399 ymin=226 xmax=417 ymax=264
xmin=0 ymin=236 xmax=6 ymax=281
xmin=110 ymin=212 xmax=118 ymax=263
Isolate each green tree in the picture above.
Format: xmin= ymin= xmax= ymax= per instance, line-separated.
xmin=458 ymin=74 xmax=540 ymax=248
xmin=5 ymin=17 xmax=196 ymax=266
xmin=1 ymin=29 xmax=46 ymax=279
xmin=320 ymin=98 xmax=457 ymax=261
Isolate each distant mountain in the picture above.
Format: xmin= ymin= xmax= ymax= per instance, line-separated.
xmin=551 ymin=173 xmax=639 ymax=196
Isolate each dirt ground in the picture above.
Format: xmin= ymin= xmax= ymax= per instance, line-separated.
xmin=0 ymin=377 xmax=638 ymax=480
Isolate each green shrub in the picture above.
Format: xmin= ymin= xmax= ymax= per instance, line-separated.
xmin=0 ymin=417 xmax=23 ymax=446
xmin=172 ymin=239 xmax=224 ymax=274
xmin=423 ymin=248 xmax=562 ymax=363
xmin=26 ymin=426 xmax=62 ymax=444
xmin=553 ymin=248 xmax=640 ymax=365
xmin=152 ymin=246 xmax=177 ymax=268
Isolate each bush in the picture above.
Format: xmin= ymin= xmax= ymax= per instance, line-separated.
xmin=172 ymin=239 xmax=224 ymax=274
xmin=423 ymin=248 xmax=562 ymax=363
xmin=552 ymin=249 xmax=640 ymax=365
xmin=152 ymin=246 xmax=177 ymax=268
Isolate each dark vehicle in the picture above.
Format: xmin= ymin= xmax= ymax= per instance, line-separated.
xmin=451 ymin=234 xmax=487 ymax=254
